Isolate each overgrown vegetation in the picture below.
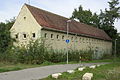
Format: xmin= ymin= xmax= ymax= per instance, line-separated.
xmin=0 ymin=37 xmax=111 ymax=65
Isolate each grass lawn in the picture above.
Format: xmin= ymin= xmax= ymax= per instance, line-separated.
xmin=41 ymin=62 xmax=120 ymax=80
xmin=0 ymin=58 xmax=118 ymax=73
xmin=0 ymin=63 xmax=41 ymax=72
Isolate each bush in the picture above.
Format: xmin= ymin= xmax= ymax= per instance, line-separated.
xmin=0 ymin=38 xmax=104 ymax=64
xmin=45 ymin=50 xmax=66 ymax=63
xmin=80 ymin=50 xmax=93 ymax=61
xmin=0 ymin=46 xmax=18 ymax=64
xmin=18 ymin=39 xmax=47 ymax=64
xmin=101 ymin=53 xmax=112 ymax=59
xmin=68 ymin=50 xmax=80 ymax=62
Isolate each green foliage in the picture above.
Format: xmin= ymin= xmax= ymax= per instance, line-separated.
xmin=80 ymin=50 xmax=93 ymax=61
xmin=71 ymin=0 xmax=120 ymax=56
xmin=101 ymin=53 xmax=112 ymax=59
xmin=68 ymin=50 xmax=80 ymax=62
xmin=0 ymin=23 xmax=11 ymax=53
xmin=16 ymin=39 xmax=47 ymax=64
xmin=99 ymin=0 xmax=120 ymax=39
xmin=71 ymin=6 xmax=100 ymax=27
xmin=44 ymin=50 xmax=80 ymax=63
xmin=47 ymin=50 xmax=66 ymax=63
xmin=116 ymin=34 xmax=120 ymax=56
xmin=46 ymin=49 xmax=94 ymax=63
xmin=71 ymin=0 xmax=120 ymax=40
xmin=0 ymin=36 xmax=95 ymax=64
xmin=0 ymin=18 xmax=15 ymax=53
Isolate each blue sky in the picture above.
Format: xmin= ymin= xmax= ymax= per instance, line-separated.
xmin=0 ymin=0 xmax=120 ymax=32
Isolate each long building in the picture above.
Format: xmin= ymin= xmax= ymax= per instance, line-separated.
xmin=10 ymin=4 xmax=112 ymax=54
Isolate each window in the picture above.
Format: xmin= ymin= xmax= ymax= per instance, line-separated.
xmin=71 ymin=37 xmax=73 ymax=40
xmin=79 ymin=38 xmax=81 ymax=40
xmin=15 ymin=34 xmax=18 ymax=39
xmin=75 ymin=37 xmax=77 ymax=40
xmin=75 ymin=37 xmax=77 ymax=42
xmin=44 ymin=33 xmax=47 ymax=38
xmin=23 ymin=34 xmax=26 ymax=38
xmin=32 ymin=33 xmax=35 ymax=38
xmin=51 ymin=34 xmax=53 ymax=39
xmin=62 ymin=35 xmax=64 ymax=39
xmin=24 ymin=17 xmax=26 ymax=20
xmin=57 ymin=35 xmax=59 ymax=39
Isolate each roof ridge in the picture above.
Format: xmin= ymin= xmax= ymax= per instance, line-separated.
xmin=25 ymin=4 xmax=104 ymax=31
xmin=25 ymin=4 xmax=69 ymax=20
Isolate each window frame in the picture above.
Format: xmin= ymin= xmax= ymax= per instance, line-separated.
xmin=44 ymin=33 xmax=47 ymax=38
xmin=32 ymin=33 xmax=35 ymax=38
xmin=15 ymin=34 xmax=18 ymax=39
xmin=57 ymin=35 xmax=59 ymax=39
xmin=51 ymin=34 xmax=54 ymax=39
xmin=62 ymin=35 xmax=64 ymax=40
xmin=23 ymin=34 xmax=27 ymax=39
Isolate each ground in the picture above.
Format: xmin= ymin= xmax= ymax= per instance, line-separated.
xmin=0 ymin=63 xmax=107 ymax=80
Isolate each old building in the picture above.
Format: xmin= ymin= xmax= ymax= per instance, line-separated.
xmin=10 ymin=4 xmax=112 ymax=54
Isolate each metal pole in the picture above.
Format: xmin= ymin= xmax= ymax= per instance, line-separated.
xmin=66 ymin=20 xmax=71 ymax=64
xmin=67 ymin=21 xmax=69 ymax=64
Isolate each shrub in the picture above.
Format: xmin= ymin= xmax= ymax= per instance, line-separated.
xmin=0 ymin=46 xmax=18 ymax=64
xmin=47 ymin=50 xmax=66 ymax=63
xmin=23 ymin=39 xmax=47 ymax=64
xmin=80 ymin=50 xmax=93 ymax=61
xmin=68 ymin=50 xmax=80 ymax=62
xmin=101 ymin=53 xmax=112 ymax=59
xmin=10 ymin=39 xmax=48 ymax=64
xmin=0 ymin=38 xmax=109 ymax=64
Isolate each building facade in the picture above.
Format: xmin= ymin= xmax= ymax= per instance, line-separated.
xmin=10 ymin=4 xmax=112 ymax=54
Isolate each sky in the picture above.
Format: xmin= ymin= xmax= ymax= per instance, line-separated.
xmin=0 ymin=0 xmax=120 ymax=32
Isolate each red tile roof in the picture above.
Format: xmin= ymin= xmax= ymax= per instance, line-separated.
xmin=25 ymin=4 xmax=112 ymax=41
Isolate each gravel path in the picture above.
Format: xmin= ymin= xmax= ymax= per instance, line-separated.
xmin=0 ymin=63 xmax=107 ymax=80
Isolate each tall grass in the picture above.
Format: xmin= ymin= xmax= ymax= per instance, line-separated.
xmin=0 ymin=38 xmax=112 ymax=64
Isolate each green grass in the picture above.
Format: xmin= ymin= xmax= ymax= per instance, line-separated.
xmin=81 ymin=59 xmax=113 ymax=63
xmin=0 ymin=63 xmax=41 ymax=73
xmin=0 ymin=61 xmax=80 ymax=73
xmin=41 ymin=62 xmax=120 ymax=80
xmin=0 ymin=58 xmax=117 ymax=73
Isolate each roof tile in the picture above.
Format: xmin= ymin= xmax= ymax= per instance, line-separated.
xmin=26 ymin=4 xmax=112 ymax=41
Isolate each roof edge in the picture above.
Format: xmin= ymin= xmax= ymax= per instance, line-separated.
xmin=42 ymin=27 xmax=112 ymax=41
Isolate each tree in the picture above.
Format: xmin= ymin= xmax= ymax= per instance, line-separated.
xmin=71 ymin=0 xmax=120 ymax=55
xmin=71 ymin=0 xmax=120 ymax=40
xmin=99 ymin=0 xmax=120 ymax=39
xmin=0 ymin=18 xmax=15 ymax=53
xmin=116 ymin=33 xmax=120 ymax=56
xmin=71 ymin=5 xmax=99 ymax=28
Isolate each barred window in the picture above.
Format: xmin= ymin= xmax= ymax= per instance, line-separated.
xmin=23 ymin=34 xmax=26 ymax=38
xmin=32 ymin=33 xmax=35 ymax=38
xmin=44 ymin=33 xmax=47 ymax=38
xmin=51 ymin=34 xmax=53 ymax=38
xmin=57 ymin=35 xmax=59 ymax=39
